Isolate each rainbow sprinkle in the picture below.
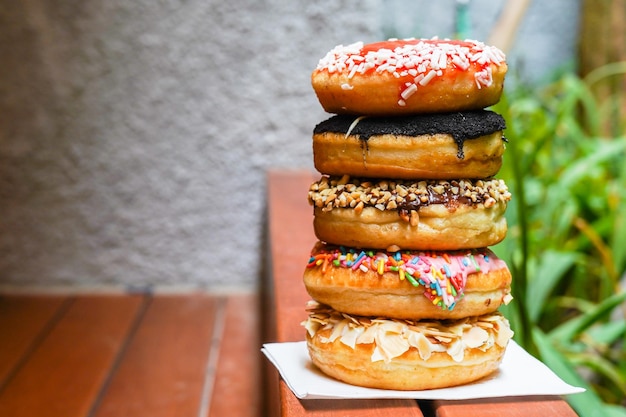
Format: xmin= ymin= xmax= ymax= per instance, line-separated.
xmin=306 ymin=244 xmax=505 ymax=310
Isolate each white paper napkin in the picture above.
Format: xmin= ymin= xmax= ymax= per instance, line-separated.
xmin=261 ymin=340 xmax=585 ymax=400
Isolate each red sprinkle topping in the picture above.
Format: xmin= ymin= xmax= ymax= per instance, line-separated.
xmin=316 ymin=38 xmax=506 ymax=106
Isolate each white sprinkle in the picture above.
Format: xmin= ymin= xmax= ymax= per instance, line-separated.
xmin=345 ymin=115 xmax=368 ymax=138
xmin=438 ymin=52 xmax=447 ymax=69
xmin=316 ymin=38 xmax=506 ymax=102
xmin=401 ymin=83 xmax=418 ymax=100
xmin=341 ymin=83 xmax=354 ymax=90
xmin=419 ymin=69 xmax=437 ymax=85
xmin=431 ymin=50 xmax=442 ymax=69
xmin=474 ymin=67 xmax=493 ymax=88
xmin=452 ymin=55 xmax=470 ymax=70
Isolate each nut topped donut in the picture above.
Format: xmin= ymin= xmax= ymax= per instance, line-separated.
xmin=313 ymin=110 xmax=507 ymax=180
xmin=312 ymin=38 xmax=507 ymax=115
xmin=302 ymin=302 xmax=514 ymax=390
xmin=308 ymin=175 xmax=511 ymax=251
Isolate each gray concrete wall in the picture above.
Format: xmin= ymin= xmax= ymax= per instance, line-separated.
xmin=0 ymin=1 xmax=581 ymax=292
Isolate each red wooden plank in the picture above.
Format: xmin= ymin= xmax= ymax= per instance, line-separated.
xmin=0 ymin=294 xmax=68 ymax=388
xmin=279 ymin=382 xmax=424 ymax=417
xmin=267 ymin=170 xmax=318 ymax=343
xmin=265 ymin=170 xmax=424 ymax=417
xmin=208 ymin=293 xmax=261 ymax=417
xmin=93 ymin=294 xmax=219 ymax=417
xmin=434 ymin=395 xmax=579 ymax=417
xmin=0 ymin=295 xmax=144 ymax=417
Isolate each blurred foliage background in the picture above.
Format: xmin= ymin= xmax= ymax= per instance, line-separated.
xmin=487 ymin=1 xmax=626 ymax=416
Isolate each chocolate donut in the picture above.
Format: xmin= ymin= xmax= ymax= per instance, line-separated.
xmin=313 ymin=111 xmax=507 ymax=180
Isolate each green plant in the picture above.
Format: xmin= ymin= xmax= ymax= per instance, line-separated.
xmin=491 ymin=68 xmax=626 ymax=416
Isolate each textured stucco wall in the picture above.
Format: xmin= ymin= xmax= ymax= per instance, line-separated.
xmin=0 ymin=1 xmax=580 ymax=292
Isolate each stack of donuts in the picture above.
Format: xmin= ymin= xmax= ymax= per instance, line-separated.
xmin=301 ymin=38 xmax=515 ymax=390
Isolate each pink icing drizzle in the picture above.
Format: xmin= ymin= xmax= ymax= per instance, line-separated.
xmin=307 ymin=245 xmax=508 ymax=310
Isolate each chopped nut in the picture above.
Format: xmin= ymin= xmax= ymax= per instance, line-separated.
xmin=396 ymin=185 xmax=408 ymax=197
xmin=433 ymin=185 xmax=445 ymax=194
xmin=337 ymin=174 xmax=350 ymax=185
xmin=386 ymin=200 xmax=398 ymax=210
xmin=307 ymin=176 xmax=511 ymax=214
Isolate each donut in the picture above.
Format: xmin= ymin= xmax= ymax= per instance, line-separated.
xmin=308 ymin=175 xmax=511 ymax=250
xmin=313 ymin=110 xmax=506 ymax=180
xmin=311 ymin=38 xmax=507 ymax=116
xmin=302 ymin=302 xmax=514 ymax=390
xmin=304 ymin=242 xmax=512 ymax=320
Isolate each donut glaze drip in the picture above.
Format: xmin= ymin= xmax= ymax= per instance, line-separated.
xmin=313 ymin=111 xmax=506 ymax=158
xmin=307 ymin=244 xmax=509 ymax=310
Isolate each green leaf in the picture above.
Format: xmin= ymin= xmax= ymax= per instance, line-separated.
xmin=587 ymin=320 xmax=626 ymax=345
xmin=568 ymin=352 xmax=626 ymax=396
xmin=533 ymin=328 xmax=606 ymax=417
xmin=602 ymin=405 xmax=626 ymax=417
xmin=526 ymin=250 xmax=577 ymax=322
xmin=549 ymin=292 xmax=626 ymax=342
xmin=558 ymin=140 xmax=626 ymax=189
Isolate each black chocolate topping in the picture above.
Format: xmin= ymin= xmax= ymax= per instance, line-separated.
xmin=313 ymin=110 xmax=506 ymax=158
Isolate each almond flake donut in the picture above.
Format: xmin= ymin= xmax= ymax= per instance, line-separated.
xmin=304 ymin=242 xmax=512 ymax=320
xmin=302 ymin=302 xmax=514 ymax=390
xmin=312 ymin=38 xmax=507 ymax=115
xmin=308 ymin=175 xmax=511 ymax=251
xmin=313 ymin=110 xmax=507 ymax=180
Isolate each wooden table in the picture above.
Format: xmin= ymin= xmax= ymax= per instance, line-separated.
xmin=264 ymin=170 xmax=579 ymax=417
xmin=0 ymin=292 xmax=260 ymax=417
